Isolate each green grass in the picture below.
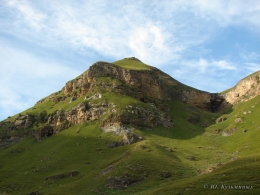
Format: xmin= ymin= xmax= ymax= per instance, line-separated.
xmin=1 ymin=94 xmax=260 ymax=194
xmin=0 ymin=97 xmax=231 ymax=194
xmin=142 ymin=155 xmax=260 ymax=195
xmin=1 ymin=60 xmax=260 ymax=194
xmin=112 ymin=58 xmax=151 ymax=70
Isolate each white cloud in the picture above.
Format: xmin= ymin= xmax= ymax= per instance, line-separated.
xmin=6 ymin=0 xmax=46 ymax=31
xmin=2 ymin=0 xmax=259 ymax=67
xmin=213 ymin=60 xmax=236 ymax=70
xmin=128 ymin=24 xmax=174 ymax=65
xmin=1 ymin=0 xmax=260 ymax=119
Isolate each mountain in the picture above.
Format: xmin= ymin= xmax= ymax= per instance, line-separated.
xmin=0 ymin=57 xmax=260 ymax=195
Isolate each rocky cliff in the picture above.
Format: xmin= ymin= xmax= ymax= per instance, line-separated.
xmin=37 ymin=59 xmax=223 ymax=112
xmin=1 ymin=58 xmax=259 ymax=147
xmin=220 ymin=71 xmax=260 ymax=108
xmin=0 ymin=58 xmax=210 ymax=146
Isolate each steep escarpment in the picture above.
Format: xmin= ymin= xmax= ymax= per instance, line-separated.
xmin=0 ymin=58 xmax=227 ymax=146
xmin=4 ymin=58 xmax=259 ymax=145
xmin=37 ymin=59 xmax=220 ymax=112
xmin=220 ymin=70 xmax=260 ymax=108
xmin=7 ymin=57 xmax=259 ymax=148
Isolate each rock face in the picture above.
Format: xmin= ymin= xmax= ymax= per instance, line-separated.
xmin=101 ymin=105 xmax=174 ymax=135
xmin=36 ymin=61 xmax=226 ymax=112
xmin=47 ymin=102 xmax=109 ymax=126
xmin=2 ymin=59 xmax=259 ymax=146
xmin=221 ymin=71 xmax=260 ymax=108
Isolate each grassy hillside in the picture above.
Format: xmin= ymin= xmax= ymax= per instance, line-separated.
xmin=2 ymin=94 xmax=260 ymax=194
xmin=0 ymin=61 xmax=260 ymax=195
xmin=143 ymin=155 xmax=260 ymax=195
xmin=0 ymin=99 xmax=218 ymax=194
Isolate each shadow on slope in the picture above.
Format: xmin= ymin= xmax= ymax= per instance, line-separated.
xmin=0 ymin=121 xmax=190 ymax=195
xmin=139 ymin=100 xmax=233 ymax=141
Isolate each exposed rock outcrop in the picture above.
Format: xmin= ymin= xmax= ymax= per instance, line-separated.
xmin=122 ymin=105 xmax=174 ymax=128
xmin=222 ymin=127 xmax=238 ymax=136
xmin=33 ymin=125 xmax=54 ymax=141
xmin=36 ymin=61 xmax=224 ymax=112
xmin=107 ymin=174 xmax=142 ymax=190
xmin=47 ymin=102 xmax=109 ymax=126
xmin=107 ymin=132 xmax=144 ymax=148
xmin=221 ymin=71 xmax=260 ymax=108
xmin=101 ymin=121 xmax=131 ymax=135
xmin=45 ymin=171 xmax=79 ymax=180
xmin=2 ymin=59 xmax=259 ymax=147
xmin=0 ymin=136 xmax=21 ymax=147
xmin=216 ymin=116 xmax=228 ymax=123
xmin=100 ymin=105 xmax=174 ymax=135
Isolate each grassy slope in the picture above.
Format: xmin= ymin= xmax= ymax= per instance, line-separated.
xmin=0 ymin=94 xmax=252 ymax=195
xmin=143 ymin=155 xmax=260 ymax=195
xmin=112 ymin=58 xmax=151 ymax=70
xmin=1 ymin=61 xmax=260 ymax=194
xmin=142 ymin=95 xmax=260 ymax=195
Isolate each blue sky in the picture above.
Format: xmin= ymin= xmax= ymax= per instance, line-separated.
xmin=0 ymin=0 xmax=260 ymax=120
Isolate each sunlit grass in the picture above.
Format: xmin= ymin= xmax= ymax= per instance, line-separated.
xmin=113 ymin=58 xmax=151 ymax=70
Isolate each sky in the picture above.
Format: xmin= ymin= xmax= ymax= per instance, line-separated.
xmin=0 ymin=0 xmax=260 ymax=120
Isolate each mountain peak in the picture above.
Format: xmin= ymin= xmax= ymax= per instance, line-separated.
xmin=1 ymin=58 xmax=260 ymax=194
xmin=124 ymin=57 xmax=142 ymax=62
xmin=112 ymin=57 xmax=150 ymax=70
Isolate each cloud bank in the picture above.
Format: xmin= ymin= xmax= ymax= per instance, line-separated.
xmin=0 ymin=0 xmax=260 ymax=120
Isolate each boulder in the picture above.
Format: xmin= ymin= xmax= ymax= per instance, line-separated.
xmin=222 ymin=127 xmax=238 ymax=136
xmin=107 ymin=174 xmax=138 ymax=190
xmin=68 ymin=171 xmax=80 ymax=177
xmin=216 ymin=116 xmax=228 ymax=123
xmin=14 ymin=120 xmax=24 ymax=127
xmin=107 ymin=132 xmax=144 ymax=148
xmin=235 ymin=118 xmax=242 ymax=123
xmin=123 ymin=132 xmax=144 ymax=145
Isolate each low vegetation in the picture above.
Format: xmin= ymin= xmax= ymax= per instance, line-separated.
xmin=0 ymin=59 xmax=260 ymax=195
xmin=113 ymin=58 xmax=151 ymax=70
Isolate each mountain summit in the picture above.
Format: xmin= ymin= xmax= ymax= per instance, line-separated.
xmin=0 ymin=58 xmax=260 ymax=194
xmin=39 ymin=58 xmax=227 ymax=112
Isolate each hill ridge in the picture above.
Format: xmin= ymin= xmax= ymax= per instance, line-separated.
xmin=36 ymin=59 xmax=228 ymax=112
xmin=1 ymin=58 xmax=260 ymax=195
